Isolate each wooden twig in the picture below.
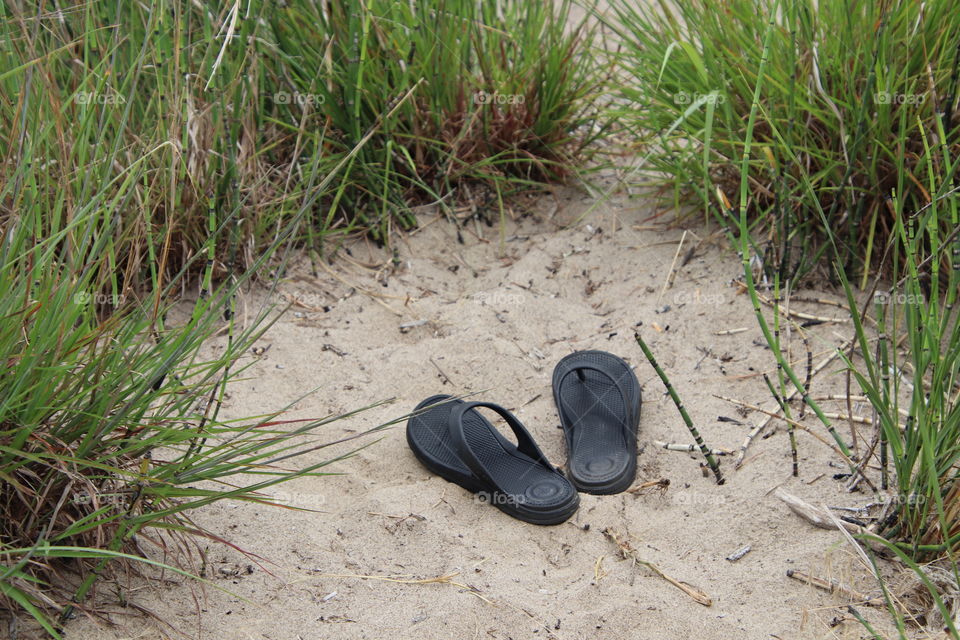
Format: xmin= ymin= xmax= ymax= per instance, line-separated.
xmin=715 ymin=327 xmax=748 ymax=336
xmin=653 ymin=440 xmax=733 ymax=456
xmin=594 ymin=555 xmax=607 ymax=582
xmin=640 ymin=559 xmax=713 ymax=607
xmin=322 ymin=343 xmax=348 ymax=357
xmin=601 ymin=528 xmax=712 ymax=606
xmin=625 ymin=478 xmax=670 ymax=496
xmin=821 ymin=412 xmax=877 ymax=425
xmin=788 ymin=295 xmax=852 ymax=309
xmin=657 ymin=230 xmax=687 ymax=303
xmin=815 ymin=394 xmax=867 ymax=402
xmin=312 ymin=570 xmax=492 ymax=603
xmin=733 ymin=340 xmax=851 ymax=468
xmin=429 ymin=356 xmax=453 ymax=386
xmin=785 ymin=569 xmax=884 ymax=606
xmin=774 ymin=489 xmax=891 ymax=554
xmin=715 ymin=394 xmax=853 ymax=463
xmin=815 ymin=395 xmax=909 ymax=417
xmin=775 ymin=488 xmax=838 ymax=529
xmin=316 ymin=258 xmax=407 ymax=317
xmin=735 ymin=281 xmax=849 ymax=323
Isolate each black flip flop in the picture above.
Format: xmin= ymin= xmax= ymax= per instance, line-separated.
xmin=552 ymin=351 xmax=642 ymax=494
xmin=406 ymin=395 xmax=579 ymax=525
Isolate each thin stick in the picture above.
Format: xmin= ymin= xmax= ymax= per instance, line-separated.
xmin=717 ymin=395 xmax=845 ymax=455
xmin=785 ymin=570 xmax=884 ymax=606
xmin=821 ymin=412 xmax=873 ymax=425
xmin=733 ymin=340 xmax=851 ymax=468
xmin=815 ymin=394 xmax=868 ymax=402
xmin=726 ymin=343 xmax=854 ymax=382
xmin=657 ymin=230 xmax=687 ymax=303
xmin=625 ymin=478 xmax=671 ymax=495
xmin=775 ymin=488 xmax=843 ymax=530
xmin=715 ymin=394 xmax=869 ymax=483
xmin=653 ymin=440 xmax=733 ymax=456
xmin=311 ymin=571 xmax=492 ymax=603
xmin=715 ymin=327 xmax=748 ymax=335
xmin=813 ymin=395 xmax=910 ymax=418
xmin=735 ymin=282 xmax=849 ymax=323
xmin=788 ymin=295 xmax=852 ymax=309
xmin=639 ymin=559 xmax=713 ymax=607
xmin=635 ymin=332 xmax=724 ymax=484
xmin=774 ymin=489 xmax=890 ymax=554
xmin=316 ymin=259 xmax=406 ymax=317
xmin=429 ymin=356 xmax=453 ymax=386
xmin=602 ymin=528 xmax=712 ymax=606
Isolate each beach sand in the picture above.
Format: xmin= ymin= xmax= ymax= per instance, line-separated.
xmin=65 ymin=186 xmax=904 ymax=640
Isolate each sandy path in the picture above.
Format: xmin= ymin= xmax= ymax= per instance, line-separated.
xmin=64 ymin=187 xmax=902 ymax=640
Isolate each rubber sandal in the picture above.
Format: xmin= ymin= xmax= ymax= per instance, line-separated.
xmin=406 ymin=395 xmax=579 ymax=525
xmin=552 ymin=350 xmax=642 ymax=494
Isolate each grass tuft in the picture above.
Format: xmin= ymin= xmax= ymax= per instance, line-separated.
xmin=606 ymin=0 xmax=960 ymax=283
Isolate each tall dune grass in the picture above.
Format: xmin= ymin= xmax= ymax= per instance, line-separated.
xmin=0 ymin=0 xmax=605 ymax=300
xmin=267 ymin=0 xmax=609 ymax=243
xmin=606 ymin=0 xmax=960 ymax=283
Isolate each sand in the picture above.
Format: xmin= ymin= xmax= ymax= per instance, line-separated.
xmin=62 ymin=185 xmax=910 ymax=640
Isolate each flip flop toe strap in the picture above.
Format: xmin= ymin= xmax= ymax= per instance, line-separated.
xmin=555 ymin=362 xmax=637 ymax=447
xmin=448 ymin=401 xmax=554 ymax=489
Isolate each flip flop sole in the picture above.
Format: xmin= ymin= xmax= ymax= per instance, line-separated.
xmin=553 ymin=351 xmax=642 ymax=494
xmin=406 ymin=395 xmax=482 ymax=493
xmin=406 ymin=396 xmax=579 ymax=525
